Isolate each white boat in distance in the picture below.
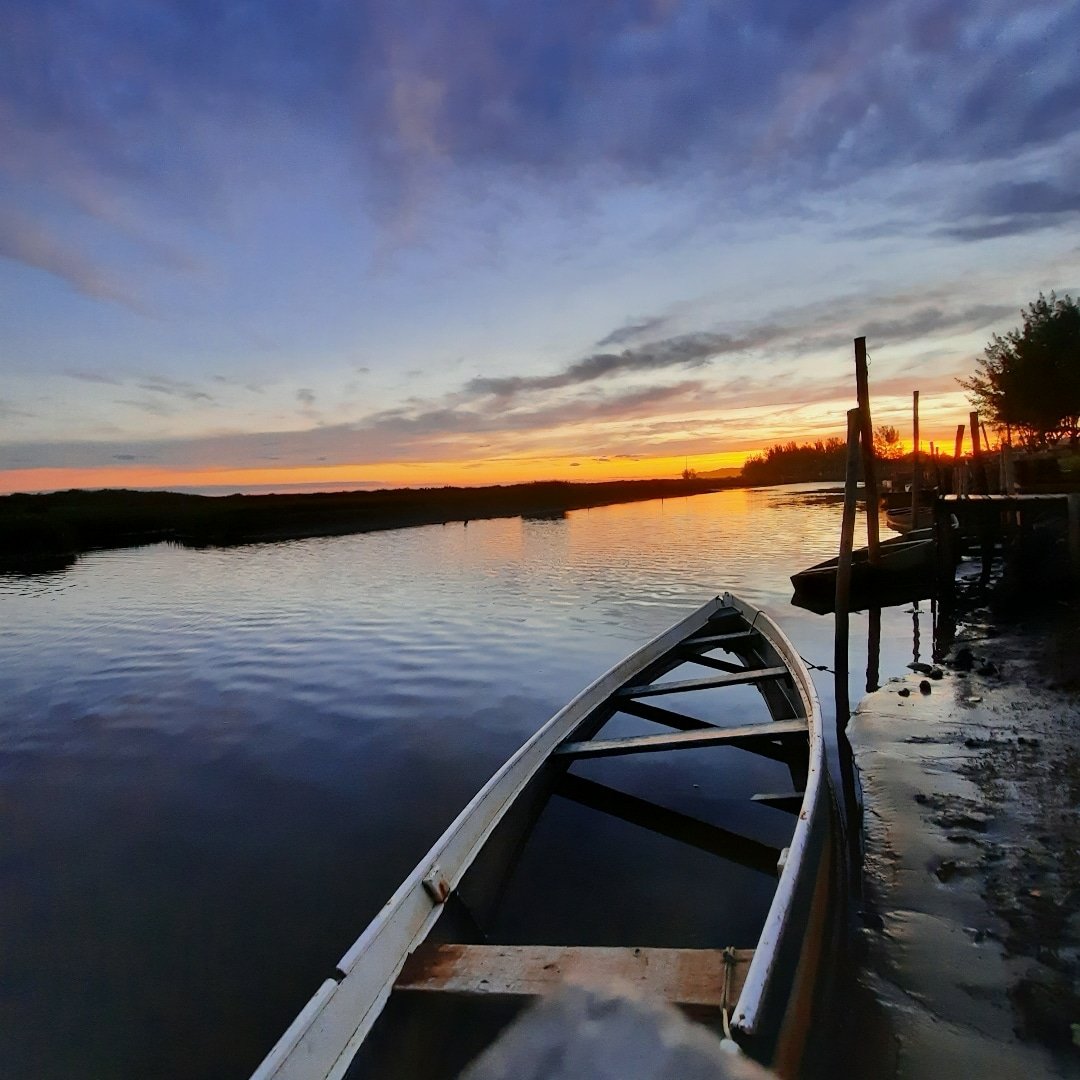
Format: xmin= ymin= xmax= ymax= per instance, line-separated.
xmin=252 ymin=593 xmax=839 ymax=1080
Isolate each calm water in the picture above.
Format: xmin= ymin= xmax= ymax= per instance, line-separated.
xmin=0 ymin=484 xmax=933 ymax=1078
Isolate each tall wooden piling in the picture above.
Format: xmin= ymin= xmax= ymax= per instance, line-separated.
xmin=834 ymin=409 xmax=861 ymax=729
xmin=911 ymin=390 xmax=921 ymax=524
xmin=970 ymin=410 xmax=989 ymax=495
xmin=853 ymin=337 xmax=880 ymax=564
xmin=953 ymin=425 xmax=965 ymax=461
xmin=951 ymin=424 xmax=965 ymax=494
xmin=1069 ymin=495 xmax=1080 ymax=578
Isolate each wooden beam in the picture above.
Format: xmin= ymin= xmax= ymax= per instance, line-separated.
xmin=680 ymin=630 xmax=758 ymax=649
xmin=911 ymin=390 xmax=921 ymax=523
xmin=617 ymin=698 xmax=715 ymax=732
xmin=395 ymin=943 xmax=754 ymax=1010
xmin=681 ymin=653 xmax=746 ymax=675
xmin=618 ymin=666 xmax=789 ymax=699
xmin=555 ymin=773 xmax=783 ymax=875
xmin=751 ymin=792 xmax=805 ymax=814
xmin=555 ymin=719 xmax=808 ymax=760
xmin=854 ymin=336 xmax=881 ymax=564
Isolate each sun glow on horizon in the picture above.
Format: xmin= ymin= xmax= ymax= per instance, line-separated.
xmin=0 ymin=450 xmax=760 ymax=496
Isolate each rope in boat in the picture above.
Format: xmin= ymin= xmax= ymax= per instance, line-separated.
xmin=720 ymin=945 xmax=736 ymax=1041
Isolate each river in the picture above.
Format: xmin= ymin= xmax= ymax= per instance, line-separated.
xmin=0 ymin=483 xmax=933 ymax=1078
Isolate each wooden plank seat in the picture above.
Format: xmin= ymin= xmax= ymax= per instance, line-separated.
xmin=394 ymin=942 xmax=754 ymax=1010
xmin=679 ymin=629 xmax=759 ymax=650
xmin=618 ymin=666 xmax=790 ymax=699
xmin=554 ymin=719 xmax=808 ymax=760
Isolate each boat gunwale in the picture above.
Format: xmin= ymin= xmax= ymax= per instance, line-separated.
xmin=728 ymin=600 xmax=823 ymax=1039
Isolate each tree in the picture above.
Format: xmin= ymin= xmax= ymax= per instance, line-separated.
xmin=873 ymin=425 xmax=904 ymax=460
xmin=960 ymin=292 xmax=1080 ymax=448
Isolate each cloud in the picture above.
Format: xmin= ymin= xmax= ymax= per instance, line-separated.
xmin=2 ymin=0 xmax=1077 ymax=253
xmin=136 ymin=377 xmax=214 ymax=402
xmin=297 ymin=387 xmax=316 ymax=407
xmin=942 ymin=180 xmax=1080 ymax=241
xmin=594 ymin=315 xmax=671 ymax=348
xmin=65 ymin=370 xmax=121 ymax=385
xmin=465 ymin=332 xmax=758 ymax=399
xmin=0 ymin=399 xmax=35 ymax=420
xmin=0 ymin=209 xmax=144 ymax=310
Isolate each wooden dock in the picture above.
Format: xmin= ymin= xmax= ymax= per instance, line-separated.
xmin=937 ymin=492 xmax=1080 ymax=581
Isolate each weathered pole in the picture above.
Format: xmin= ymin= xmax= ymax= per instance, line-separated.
xmin=970 ymin=410 xmax=988 ymax=494
xmin=835 ymin=408 xmax=861 ymax=614
xmin=911 ymin=390 xmax=921 ymax=525
xmin=834 ymin=409 xmax=861 ymax=717
xmin=952 ymin=423 xmax=966 ymax=495
xmin=853 ymin=337 xmax=880 ymax=564
xmin=1069 ymin=495 xmax=1080 ymax=579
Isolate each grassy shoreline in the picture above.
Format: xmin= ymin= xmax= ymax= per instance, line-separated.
xmin=0 ymin=478 xmax=740 ymax=572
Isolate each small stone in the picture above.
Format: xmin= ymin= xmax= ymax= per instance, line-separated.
xmin=910 ymin=662 xmax=933 ymax=674
xmin=919 ymin=680 xmax=932 ymax=695
xmin=935 ymin=859 xmax=959 ymax=882
xmin=977 ymin=662 xmax=998 ymax=676
xmin=930 ymin=668 xmax=944 ymax=680
xmin=952 ymin=647 xmax=975 ymax=671
xmin=898 ymin=687 xmax=911 ymax=697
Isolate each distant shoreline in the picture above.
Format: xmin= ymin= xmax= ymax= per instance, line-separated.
xmin=0 ymin=477 xmax=747 ymax=573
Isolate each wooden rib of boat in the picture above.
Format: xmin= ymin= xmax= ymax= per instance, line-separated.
xmin=251 ymin=593 xmax=837 ymax=1080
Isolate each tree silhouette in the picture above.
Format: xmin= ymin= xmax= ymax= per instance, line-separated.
xmin=961 ymin=292 xmax=1080 ymax=448
xmin=873 ymin=425 xmax=903 ymax=460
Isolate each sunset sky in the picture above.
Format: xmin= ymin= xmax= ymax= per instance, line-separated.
xmin=2 ymin=0 xmax=1078 ymax=494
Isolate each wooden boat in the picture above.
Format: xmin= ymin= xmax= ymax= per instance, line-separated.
xmin=883 ymin=505 xmax=935 ymax=534
xmin=251 ymin=593 xmax=837 ymax=1080
xmin=790 ymin=531 xmax=936 ymax=614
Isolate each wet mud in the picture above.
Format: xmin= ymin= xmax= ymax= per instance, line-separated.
xmin=848 ymin=596 xmax=1080 ymax=1078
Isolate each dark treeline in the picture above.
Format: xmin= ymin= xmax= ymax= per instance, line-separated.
xmin=0 ymin=477 xmax=737 ymax=572
xmin=740 ymin=439 xmax=848 ymax=484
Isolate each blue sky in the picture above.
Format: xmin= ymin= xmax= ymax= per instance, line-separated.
xmin=1 ymin=0 xmax=1078 ymax=490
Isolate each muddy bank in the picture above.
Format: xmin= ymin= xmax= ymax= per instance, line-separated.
xmin=848 ymin=596 xmax=1080 ymax=1078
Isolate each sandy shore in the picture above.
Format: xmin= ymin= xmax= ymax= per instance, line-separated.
xmin=847 ymin=594 xmax=1080 ymax=1077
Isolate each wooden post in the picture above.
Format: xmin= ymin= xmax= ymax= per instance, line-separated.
xmin=935 ymin=496 xmax=955 ymax=590
xmin=853 ymin=337 xmax=880 ymax=564
xmin=911 ymin=391 xmax=921 ymax=526
xmin=835 ymin=408 xmax=861 ymax=616
xmin=1069 ymin=495 xmax=1080 ymax=578
xmin=950 ymin=427 xmax=967 ymax=498
xmin=866 ymin=607 xmax=881 ymax=694
xmin=834 ymin=410 xmax=861 ymax=725
xmin=969 ymin=410 xmax=989 ymax=495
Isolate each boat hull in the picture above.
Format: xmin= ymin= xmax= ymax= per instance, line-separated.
xmin=790 ymin=535 xmax=936 ymax=613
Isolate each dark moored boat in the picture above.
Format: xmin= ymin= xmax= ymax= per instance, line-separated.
xmin=251 ymin=593 xmax=840 ymax=1080
xmin=790 ymin=531 xmax=936 ymax=613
